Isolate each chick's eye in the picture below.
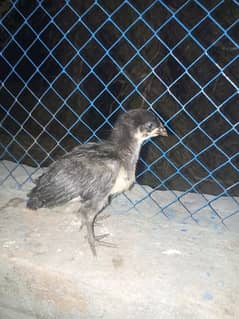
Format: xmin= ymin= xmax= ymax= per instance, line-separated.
xmin=145 ymin=122 xmax=154 ymax=130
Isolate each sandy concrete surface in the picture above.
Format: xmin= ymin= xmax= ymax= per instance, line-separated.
xmin=0 ymin=187 xmax=238 ymax=319
xmin=0 ymin=161 xmax=239 ymax=318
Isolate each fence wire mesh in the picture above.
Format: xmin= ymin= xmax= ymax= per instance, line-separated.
xmin=0 ymin=0 xmax=239 ymax=229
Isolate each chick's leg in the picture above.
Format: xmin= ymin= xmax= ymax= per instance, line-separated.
xmin=78 ymin=197 xmax=109 ymax=256
xmin=92 ymin=213 xmax=116 ymax=249
xmin=79 ymin=208 xmax=97 ymax=256
xmin=78 ymin=197 xmax=116 ymax=255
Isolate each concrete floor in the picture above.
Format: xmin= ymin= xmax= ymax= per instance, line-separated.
xmin=0 ymin=190 xmax=238 ymax=319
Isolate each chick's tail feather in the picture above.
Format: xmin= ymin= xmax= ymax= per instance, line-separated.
xmin=27 ymin=197 xmax=43 ymax=210
xmin=27 ymin=190 xmax=44 ymax=210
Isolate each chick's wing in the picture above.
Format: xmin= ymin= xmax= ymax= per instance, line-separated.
xmin=29 ymin=142 xmax=120 ymax=208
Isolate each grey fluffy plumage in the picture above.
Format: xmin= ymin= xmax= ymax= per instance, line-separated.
xmin=27 ymin=109 xmax=168 ymax=255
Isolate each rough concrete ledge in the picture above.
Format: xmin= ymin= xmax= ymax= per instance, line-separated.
xmin=0 ymin=196 xmax=239 ymax=319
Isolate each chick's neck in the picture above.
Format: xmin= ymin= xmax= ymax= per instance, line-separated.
xmin=110 ymin=124 xmax=143 ymax=168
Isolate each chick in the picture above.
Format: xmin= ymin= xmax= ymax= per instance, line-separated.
xmin=27 ymin=109 xmax=168 ymax=255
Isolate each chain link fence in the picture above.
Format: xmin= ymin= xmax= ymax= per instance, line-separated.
xmin=0 ymin=0 xmax=239 ymax=229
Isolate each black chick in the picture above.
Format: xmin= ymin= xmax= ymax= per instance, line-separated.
xmin=27 ymin=109 xmax=168 ymax=255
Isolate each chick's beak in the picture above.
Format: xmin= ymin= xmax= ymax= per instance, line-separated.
xmin=151 ymin=125 xmax=168 ymax=137
xmin=158 ymin=126 xmax=168 ymax=136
